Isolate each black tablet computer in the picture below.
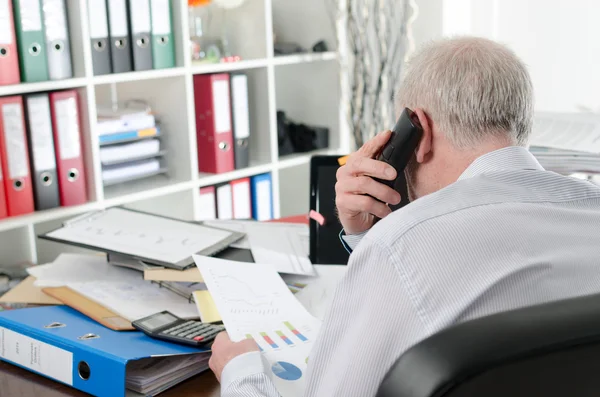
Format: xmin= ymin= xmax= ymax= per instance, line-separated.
xmin=309 ymin=155 xmax=350 ymax=265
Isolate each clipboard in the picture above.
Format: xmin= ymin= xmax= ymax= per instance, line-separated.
xmin=38 ymin=207 xmax=245 ymax=270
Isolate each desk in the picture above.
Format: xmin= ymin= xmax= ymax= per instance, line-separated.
xmin=0 ymin=361 xmax=220 ymax=396
xmin=0 ymin=215 xmax=309 ymax=396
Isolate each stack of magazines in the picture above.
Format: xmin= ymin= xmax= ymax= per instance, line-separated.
xmin=529 ymin=112 xmax=600 ymax=175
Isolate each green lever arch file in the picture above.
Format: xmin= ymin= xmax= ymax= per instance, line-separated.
xmin=150 ymin=0 xmax=175 ymax=69
xmin=12 ymin=0 xmax=49 ymax=82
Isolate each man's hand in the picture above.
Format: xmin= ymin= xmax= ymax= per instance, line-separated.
xmin=209 ymin=331 xmax=260 ymax=382
xmin=335 ymin=130 xmax=402 ymax=235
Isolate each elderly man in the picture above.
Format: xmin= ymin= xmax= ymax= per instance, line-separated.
xmin=208 ymin=36 xmax=600 ymax=396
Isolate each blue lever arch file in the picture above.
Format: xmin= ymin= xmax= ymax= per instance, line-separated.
xmin=251 ymin=173 xmax=274 ymax=221
xmin=0 ymin=306 xmax=210 ymax=397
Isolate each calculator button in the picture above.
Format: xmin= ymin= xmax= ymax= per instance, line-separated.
xmin=193 ymin=336 xmax=204 ymax=342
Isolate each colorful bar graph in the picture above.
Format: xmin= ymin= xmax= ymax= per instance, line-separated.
xmin=276 ymin=330 xmax=294 ymax=346
xmin=246 ymin=334 xmax=263 ymax=351
xmin=284 ymin=321 xmax=308 ymax=342
xmin=260 ymin=332 xmax=279 ymax=349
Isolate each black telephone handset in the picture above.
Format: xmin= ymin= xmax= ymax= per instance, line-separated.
xmin=373 ymin=108 xmax=423 ymax=208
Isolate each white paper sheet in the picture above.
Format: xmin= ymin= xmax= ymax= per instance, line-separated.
xmin=194 ymin=256 xmax=321 ymax=397
xmin=282 ymin=265 xmax=347 ymax=321
xmin=200 ymin=221 xmax=313 ymax=275
xmin=531 ymin=112 xmax=600 ymax=153
xmin=27 ymin=253 xmax=131 ymax=287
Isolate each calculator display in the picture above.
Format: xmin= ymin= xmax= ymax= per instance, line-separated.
xmin=139 ymin=312 xmax=178 ymax=331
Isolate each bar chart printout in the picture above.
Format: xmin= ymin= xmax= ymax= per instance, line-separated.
xmin=285 ymin=321 xmax=309 ymax=342
xmin=194 ymin=256 xmax=322 ymax=397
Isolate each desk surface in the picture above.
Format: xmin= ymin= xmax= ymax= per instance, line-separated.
xmin=0 ymin=215 xmax=309 ymax=395
xmin=0 ymin=361 xmax=221 ymax=396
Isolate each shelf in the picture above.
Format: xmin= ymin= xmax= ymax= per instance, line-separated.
xmin=277 ymin=148 xmax=344 ymax=170
xmin=103 ymin=175 xmax=193 ymax=203
xmin=272 ymin=52 xmax=338 ymax=66
xmin=197 ymin=162 xmax=275 ymax=187
xmin=92 ymin=68 xmax=187 ymax=85
xmin=0 ymin=202 xmax=101 ymax=233
xmin=190 ymin=59 xmax=269 ymax=75
xmin=0 ymin=77 xmax=89 ymax=97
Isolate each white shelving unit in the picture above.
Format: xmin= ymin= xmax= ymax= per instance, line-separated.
xmin=0 ymin=0 xmax=349 ymax=266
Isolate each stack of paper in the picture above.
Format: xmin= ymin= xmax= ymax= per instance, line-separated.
xmin=529 ymin=112 xmax=600 ymax=175
xmin=96 ymin=102 xmax=166 ymax=185
xmin=202 ymin=219 xmax=313 ymax=276
xmin=126 ymin=354 xmax=210 ymax=395
xmin=28 ymin=253 xmax=199 ymax=322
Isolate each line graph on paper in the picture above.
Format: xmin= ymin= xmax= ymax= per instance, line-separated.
xmin=207 ymin=268 xmax=284 ymax=316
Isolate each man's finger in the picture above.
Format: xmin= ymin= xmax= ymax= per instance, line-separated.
xmin=347 ymin=157 xmax=396 ymax=180
xmin=359 ymin=130 xmax=392 ymax=157
xmin=345 ymin=176 xmax=401 ymax=205
xmin=213 ymin=331 xmax=229 ymax=345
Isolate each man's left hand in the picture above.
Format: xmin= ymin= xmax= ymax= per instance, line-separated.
xmin=209 ymin=331 xmax=260 ymax=382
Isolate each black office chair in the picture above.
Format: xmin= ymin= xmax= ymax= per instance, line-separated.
xmin=377 ymin=292 xmax=600 ymax=397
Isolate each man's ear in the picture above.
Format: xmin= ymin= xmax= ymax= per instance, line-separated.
xmin=413 ymin=108 xmax=432 ymax=164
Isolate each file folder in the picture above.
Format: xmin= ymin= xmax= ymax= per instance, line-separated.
xmin=231 ymin=177 xmax=251 ymax=219
xmin=0 ymin=96 xmax=35 ymax=216
xmin=231 ymin=74 xmax=250 ymax=169
xmin=24 ymin=94 xmax=61 ymax=210
xmin=216 ymin=183 xmax=233 ymax=220
xmin=41 ymin=0 xmax=73 ymax=80
xmin=0 ymin=152 xmax=7 ymax=219
xmin=107 ymin=0 xmax=133 ymax=73
xmin=0 ymin=0 xmax=21 ymax=85
xmin=49 ymin=90 xmax=88 ymax=207
xmin=0 ymin=305 xmax=210 ymax=397
xmin=87 ymin=0 xmax=112 ymax=75
xmin=194 ymin=73 xmax=235 ymax=174
xmin=127 ymin=0 xmax=153 ymax=71
xmin=251 ymin=173 xmax=273 ymax=221
xmin=149 ymin=0 xmax=175 ymax=69
xmin=12 ymin=0 xmax=50 ymax=82
xmin=198 ymin=186 xmax=217 ymax=220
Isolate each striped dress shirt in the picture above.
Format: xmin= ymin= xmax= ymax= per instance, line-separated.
xmin=221 ymin=146 xmax=600 ymax=397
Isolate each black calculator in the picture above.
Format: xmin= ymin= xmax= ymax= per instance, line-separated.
xmin=132 ymin=311 xmax=225 ymax=347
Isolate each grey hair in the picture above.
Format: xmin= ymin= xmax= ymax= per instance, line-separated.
xmin=395 ymin=36 xmax=534 ymax=148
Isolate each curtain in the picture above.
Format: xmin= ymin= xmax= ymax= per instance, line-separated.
xmin=328 ymin=0 xmax=418 ymax=149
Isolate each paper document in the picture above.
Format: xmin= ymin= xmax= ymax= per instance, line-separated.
xmin=102 ymin=158 xmax=161 ymax=183
xmin=531 ymin=112 xmax=600 ymax=153
xmin=202 ymin=220 xmax=313 ymax=275
xmin=126 ymin=354 xmax=210 ymax=395
xmin=43 ymin=207 xmax=242 ymax=268
xmin=282 ymin=265 xmax=347 ymax=321
xmin=195 ymin=256 xmax=321 ymax=397
xmin=27 ymin=253 xmax=130 ymax=287
xmin=100 ymin=139 xmax=161 ymax=165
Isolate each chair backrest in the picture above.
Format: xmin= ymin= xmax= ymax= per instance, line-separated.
xmin=376 ymin=292 xmax=600 ymax=397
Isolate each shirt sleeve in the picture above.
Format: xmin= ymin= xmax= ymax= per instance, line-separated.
xmin=339 ymin=229 xmax=368 ymax=252
xmin=221 ymin=351 xmax=281 ymax=397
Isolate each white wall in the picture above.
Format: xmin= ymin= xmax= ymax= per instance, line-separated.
xmin=412 ymin=0 xmax=600 ymax=114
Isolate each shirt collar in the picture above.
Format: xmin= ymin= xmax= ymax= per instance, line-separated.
xmin=458 ymin=146 xmax=544 ymax=181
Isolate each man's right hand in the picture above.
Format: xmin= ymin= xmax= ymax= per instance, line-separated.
xmin=335 ymin=130 xmax=402 ymax=235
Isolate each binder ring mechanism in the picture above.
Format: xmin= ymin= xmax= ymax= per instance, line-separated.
xmin=44 ymin=322 xmax=66 ymax=329
xmin=29 ymin=42 xmax=41 ymax=56
xmin=13 ymin=179 xmax=24 ymax=191
xmin=41 ymin=172 xmax=53 ymax=186
xmin=68 ymin=168 xmax=79 ymax=182
xmin=78 ymin=333 xmax=100 ymax=340
xmin=0 ymin=46 xmax=7 ymax=57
